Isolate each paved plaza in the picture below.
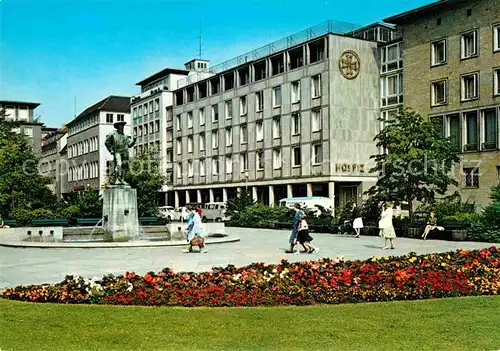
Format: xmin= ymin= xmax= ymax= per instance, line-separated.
xmin=1 ymin=227 xmax=498 ymax=289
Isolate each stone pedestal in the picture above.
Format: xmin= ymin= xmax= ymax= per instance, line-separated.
xmin=102 ymin=186 xmax=139 ymax=242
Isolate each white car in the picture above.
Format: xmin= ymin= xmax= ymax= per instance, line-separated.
xmin=158 ymin=206 xmax=176 ymax=222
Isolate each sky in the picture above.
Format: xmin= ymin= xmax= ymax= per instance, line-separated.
xmin=1 ymin=0 xmax=431 ymax=127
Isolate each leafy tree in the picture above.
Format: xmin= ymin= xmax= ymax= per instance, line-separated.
xmin=0 ymin=109 xmax=56 ymax=218
xmin=365 ymin=107 xmax=460 ymax=219
xmin=225 ymin=188 xmax=256 ymax=220
xmin=59 ymin=189 xmax=102 ymax=218
xmin=124 ymin=151 xmax=165 ymax=217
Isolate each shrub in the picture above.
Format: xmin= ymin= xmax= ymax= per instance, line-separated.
xmin=11 ymin=208 xmax=56 ymax=225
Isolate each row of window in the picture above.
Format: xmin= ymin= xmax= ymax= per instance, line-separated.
xmin=176 ymin=145 xmax=324 ymax=179
xmin=175 ymin=38 xmax=326 ymax=105
xmin=430 ymin=106 xmax=499 ymax=152
xmin=68 ymin=116 xmax=98 ymax=136
xmin=430 ymin=24 xmax=500 ymax=67
xmin=431 ymin=69 xmax=500 ymax=107
xmin=40 ymin=160 xmax=57 ymax=173
xmin=136 ymin=141 xmax=161 ymax=155
xmin=175 ymin=76 xmax=321 ymax=130
xmin=462 ymin=166 xmax=500 ymax=188
xmin=67 ymin=137 xmax=99 ymax=158
xmin=133 ymin=120 xmax=160 ymax=138
xmin=68 ymin=162 xmax=99 ymax=182
xmin=132 ymin=98 xmax=160 ymax=118
xmin=175 ymin=112 xmax=322 ymax=155
xmin=105 ymin=113 xmax=125 ymax=124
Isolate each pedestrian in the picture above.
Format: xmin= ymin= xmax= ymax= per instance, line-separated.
xmin=197 ymin=205 xmax=203 ymax=219
xmin=285 ymin=203 xmax=304 ymax=254
xmin=379 ymin=202 xmax=396 ymax=250
xmin=421 ymin=211 xmax=443 ymax=240
xmin=352 ymin=203 xmax=364 ymax=238
xmin=297 ymin=214 xmax=319 ymax=254
xmin=184 ymin=206 xmax=207 ymax=253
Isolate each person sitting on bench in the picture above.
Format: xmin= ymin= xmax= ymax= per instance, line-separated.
xmin=422 ymin=211 xmax=444 ymax=240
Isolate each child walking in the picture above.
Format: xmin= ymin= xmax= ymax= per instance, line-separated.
xmin=297 ymin=214 xmax=319 ymax=254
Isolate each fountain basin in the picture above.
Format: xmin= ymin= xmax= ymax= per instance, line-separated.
xmin=0 ymin=225 xmax=239 ymax=248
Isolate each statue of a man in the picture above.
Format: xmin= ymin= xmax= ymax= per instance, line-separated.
xmin=105 ymin=121 xmax=136 ymax=185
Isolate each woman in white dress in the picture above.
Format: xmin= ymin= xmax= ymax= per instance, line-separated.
xmin=378 ymin=202 xmax=396 ymax=250
xmin=352 ymin=203 xmax=363 ymax=238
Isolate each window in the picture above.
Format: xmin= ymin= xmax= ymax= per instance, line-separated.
xmin=188 ymin=136 xmax=193 ymax=153
xmin=483 ymin=109 xmax=497 ymax=149
xmin=447 ymin=114 xmax=461 ymax=149
xmin=212 ymin=158 xmax=219 ymax=175
xmin=271 ymin=54 xmax=284 ymax=75
xmin=199 ymin=108 xmax=205 ymax=126
xmin=254 ymin=60 xmax=266 ymax=81
xmin=292 ymin=113 xmax=300 ymax=135
xmin=240 ymin=96 xmax=248 ymax=115
xmin=106 ymin=114 xmax=113 ymax=123
xmin=255 ymin=91 xmax=264 ymax=111
xmin=176 ymin=114 xmax=181 ymax=131
xmin=256 ymin=121 xmax=263 ymax=141
xmin=23 ymin=127 xmax=33 ymax=137
xmin=225 ymin=100 xmax=233 ymax=119
xmin=380 ymin=42 xmax=403 ymax=72
xmin=226 ymin=156 xmax=233 ymax=174
xmin=117 ymin=114 xmax=125 ymax=122
xmin=240 ymin=153 xmax=248 ymax=172
xmin=273 ymin=118 xmax=281 ymax=139
xmin=313 ymin=144 xmax=323 ymax=164
xmin=240 ymin=124 xmax=248 ymax=144
xmin=461 ymin=73 xmax=479 ymax=101
xmin=292 ymin=147 xmax=301 ymax=167
xmin=177 ymin=163 xmax=182 ymax=179
xmin=225 ymin=127 xmax=233 ymax=146
xmin=309 ymin=38 xmax=325 ymax=63
xmin=256 ymin=151 xmax=264 ymax=170
xmin=144 ymin=124 xmax=148 ymax=136
xmin=198 ymin=82 xmax=208 ymax=99
xmin=188 ymin=160 xmax=194 ymax=177
xmin=187 ymin=111 xmax=193 ymax=128
xmin=431 ymin=116 xmax=444 ymax=137
xmin=431 ymin=39 xmax=447 ymax=66
xmin=167 ymin=150 xmax=173 ymax=163
xmin=461 ymin=30 xmax=478 ymax=59
xmin=200 ymin=159 xmax=205 ymax=176
xmin=431 ymin=80 xmax=447 ymax=106
xmin=155 ymin=98 xmax=160 ymax=111
xmin=176 ymin=138 xmax=182 ymax=155
xmin=273 ymin=149 xmax=281 ymax=169
xmin=464 ymin=112 xmax=478 ymax=151
xmin=273 ymin=86 xmax=282 ymax=107
xmin=381 ymin=73 xmax=403 ymax=106
xmin=312 ymin=109 xmax=321 ymax=132
xmin=463 ymin=168 xmax=479 ymax=188
xmin=199 ymin=133 xmax=205 ymax=151
xmin=210 ymin=78 xmax=220 ymax=95
xmin=211 ymin=104 xmax=219 ymax=122
xmin=311 ymin=75 xmax=321 ymax=98
xmin=494 ymin=68 xmax=500 ymax=96
xmin=212 ymin=130 xmax=219 ymax=149
xmin=291 ymin=81 xmax=300 ymax=103
xmin=224 ymin=72 xmax=235 ymax=91
xmin=238 ymin=67 xmax=249 ymax=86
xmin=494 ymin=24 xmax=500 ymax=52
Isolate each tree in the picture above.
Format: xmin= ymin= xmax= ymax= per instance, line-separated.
xmin=59 ymin=189 xmax=103 ymax=218
xmin=124 ymin=151 xmax=165 ymax=217
xmin=0 ymin=109 xmax=56 ymax=218
xmin=365 ymin=107 xmax=460 ymax=219
xmin=225 ymin=188 xmax=256 ymax=223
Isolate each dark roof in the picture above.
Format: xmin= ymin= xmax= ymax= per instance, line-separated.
xmin=0 ymin=100 xmax=40 ymax=109
xmin=136 ymin=68 xmax=189 ymax=86
xmin=384 ymin=0 xmax=470 ymax=24
xmin=68 ymin=96 xmax=130 ymax=125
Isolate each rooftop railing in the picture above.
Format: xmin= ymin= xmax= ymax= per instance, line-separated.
xmin=176 ymin=19 xmax=361 ymax=89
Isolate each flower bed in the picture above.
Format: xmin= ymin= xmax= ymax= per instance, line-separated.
xmin=3 ymin=247 xmax=500 ymax=307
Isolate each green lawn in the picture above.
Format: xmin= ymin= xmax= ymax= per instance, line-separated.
xmin=1 ymin=296 xmax=499 ymax=351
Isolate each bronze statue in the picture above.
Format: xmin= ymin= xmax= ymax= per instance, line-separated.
xmin=105 ymin=121 xmax=136 ymax=185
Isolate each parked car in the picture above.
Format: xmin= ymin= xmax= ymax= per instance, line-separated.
xmin=202 ymin=202 xmax=228 ymax=222
xmin=157 ymin=206 xmax=175 ymax=223
xmin=278 ymin=196 xmax=333 ymax=215
xmin=177 ymin=206 xmax=189 ymax=222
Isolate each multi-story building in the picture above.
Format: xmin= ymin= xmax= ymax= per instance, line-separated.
xmin=131 ymin=66 xmax=198 ymax=205
xmin=384 ymin=0 xmax=500 ymax=208
xmin=170 ymin=20 xmax=397 ymax=209
xmin=64 ymin=96 xmax=131 ymax=194
xmin=40 ymin=127 xmax=68 ymax=198
xmin=0 ymin=100 xmax=46 ymax=155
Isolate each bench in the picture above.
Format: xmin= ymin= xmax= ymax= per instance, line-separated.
xmin=1 ymin=219 xmax=18 ymax=227
xmin=77 ymin=218 xmax=102 ymax=226
xmin=31 ymin=219 xmax=69 ymax=227
xmin=139 ymin=217 xmax=163 ymax=225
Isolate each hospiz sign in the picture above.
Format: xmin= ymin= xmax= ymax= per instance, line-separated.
xmin=335 ymin=163 xmax=365 ymax=173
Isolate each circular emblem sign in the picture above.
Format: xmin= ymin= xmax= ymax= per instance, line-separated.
xmin=339 ymin=50 xmax=360 ymax=80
